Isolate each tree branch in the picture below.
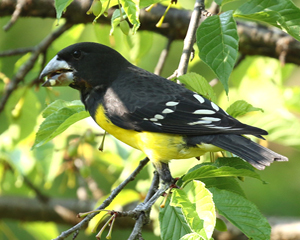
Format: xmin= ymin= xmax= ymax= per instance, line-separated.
xmin=53 ymin=157 xmax=150 ymax=240
xmin=177 ymin=0 xmax=204 ymax=77
xmin=0 ymin=22 xmax=72 ymax=113
xmin=1 ymin=0 xmax=300 ymax=65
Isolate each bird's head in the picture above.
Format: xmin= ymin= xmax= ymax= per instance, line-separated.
xmin=40 ymin=42 xmax=130 ymax=90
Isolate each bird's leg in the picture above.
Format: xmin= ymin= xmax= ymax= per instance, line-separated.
xmin=152 ymin=161 xmax=174 ymax=186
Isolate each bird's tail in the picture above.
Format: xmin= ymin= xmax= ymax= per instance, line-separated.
xmin=193 ymin=134 xmax=288 ymax=170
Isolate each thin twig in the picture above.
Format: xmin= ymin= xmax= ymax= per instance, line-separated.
xmin=0 ymin=47 xmax=34 ymax=57
xmin=128 ymin=214 xmax=146 ymax=240
xmin=176 ymin=0 xmax=205 ymax=77
xmin=128 ymin=183 xmax=169 ymax=240
xmin=144 ymin=171 xmax=160 ymax=202
xmin=53 ymin=157 xmax=150 ymax=240
xmin=0 ymin=22 xmax=72 ymax=113
xmin=127 ymin=171 xmax=160 ymax=240
xmin=154 ymin=39 xmax=173 ymax=75
xmin=3 ymin=0 xmax=27 ymax=31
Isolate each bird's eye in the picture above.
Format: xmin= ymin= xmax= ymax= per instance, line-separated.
xmin=72 ymin=50 xmax=81 ymax=59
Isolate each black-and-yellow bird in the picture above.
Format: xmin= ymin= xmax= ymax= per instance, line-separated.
xmin=40 ymin=42 xmax=288 ymax=184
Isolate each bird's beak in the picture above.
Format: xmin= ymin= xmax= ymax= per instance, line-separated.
xmin=40 ymin=55 xmax=74 ymax=87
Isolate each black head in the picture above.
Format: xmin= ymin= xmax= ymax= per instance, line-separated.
xmin=40 ymin=42 xmax=131 ymax=90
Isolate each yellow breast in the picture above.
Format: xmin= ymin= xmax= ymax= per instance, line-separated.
xmin=94 ymin=105 xmax=219 ymax=162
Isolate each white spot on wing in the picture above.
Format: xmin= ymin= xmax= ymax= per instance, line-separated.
xmin=207 ymin=126 xmax=231 ymax=129
xmin=193 ymin=94 xmax=205 ymax=104
xmin=162 ymin=108 xmax=174 ymax=114
xmin=143 ymin=118 xmax=149 ymax=121
xmin=150 ymin=118 xmax=158 ymax=122
xmin=154 ymin=114 xmax=164 ymax=120
xmin=193 ymin=109 xmax=215 ymax=114
xmin=154 ymin=122 xmax=162 ymax=126
xmin=201 ymin=117 xmax=220 ymax=122
xmin=211 ymin=102 xmax=220 ymax=111
xmin=166 ymin=101 xmax=179 ymax=106
xmin=188 ymin=120 xmax=212 ymax=125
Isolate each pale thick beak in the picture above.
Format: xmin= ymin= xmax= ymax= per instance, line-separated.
xmin=40 ymin=55 xmax=74 ymax=87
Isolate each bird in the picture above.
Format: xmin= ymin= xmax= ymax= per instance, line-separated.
xmin=40 ymin=42 xmax=288 ymax=184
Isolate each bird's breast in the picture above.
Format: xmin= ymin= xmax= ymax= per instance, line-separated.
xmin=94 ymin=105 xmax=217 ymax=162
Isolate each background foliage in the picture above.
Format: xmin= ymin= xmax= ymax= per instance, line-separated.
xmin=0 ymin=0 xmax=300 ymax=239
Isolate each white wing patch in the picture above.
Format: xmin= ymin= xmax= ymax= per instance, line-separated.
xmin=188 ymin=120 xmax=212 ymax=125
xmin=162 ymin=108 xmax=174 ymax=114
xmin=201 ymin=117 xmax=220 ymax=122
xmin=193 ymin=109 xmax=215 ymax=115
xmin=211 ymin=102 xmax=220 ymax=111
xmin=154 ymin=114 xmax=164 ymax=120
xmin=166 ymin=101 xmax=179 ymax=106
xmin=193 ymin=94 xmax=205 ymax=104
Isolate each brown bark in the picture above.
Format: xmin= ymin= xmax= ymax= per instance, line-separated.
xmin=1 ymin=0 xmax=300 ymax=65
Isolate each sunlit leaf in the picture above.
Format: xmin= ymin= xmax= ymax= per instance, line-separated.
xmin=159 ymin=197 xmax=191 ymax=240
xmin=32 ymin=100 xmax=89 ymax=149
xmin=178 ymin=73 xmax=217 ymax=103
xmin=226 ymin=100 xmax=263 ymax=118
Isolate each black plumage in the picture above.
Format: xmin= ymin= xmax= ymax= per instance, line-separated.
xmin=40 ymin=42 xmax=288 ymax=183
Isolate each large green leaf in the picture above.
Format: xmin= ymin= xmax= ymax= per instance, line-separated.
xmin=197 ymin=10 xmax=239 ymax=94
xmin=234 ymin=0 xmax=300 ymax=41
xmin=209 ymin=187 xmax=271 ymax=240
xmin=182 ymin=157 xmax=263 ymax=183
xmin=201 ymin=177 xmax=246 ymax=198
xmin=32 ymin=100 xmax=89 ymax=149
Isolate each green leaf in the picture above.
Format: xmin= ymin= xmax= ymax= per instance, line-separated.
xmin=168 ymin=181 xmax=216 ymax=240
xmin=234 ymin=0 xmax=300 ymax=41
xmin=54 ymin=0 xmax=74 ymax=21
xmin=120 ymin=0 xmax=140 ymax=33
xmin=183 ymin=181 xmax=216 ymax=239
xmin=32 ymin=100 xmax=89 ymax=149
xmin=178 ymin=73 xmax=217 ymax=103
xmin=42 ymin=99 xmax=82 ymax=118
xmin=209 ymin=187 xmax=271 ymax=240
xmin=182 ymin=157 xmax=263 ymax=183
xmin=226 ymin=100 xmax=263 ymax=118
xmin=171 ymin=189 xmax=205 ymax=239
xmin=201 ymin=177 xmax=246 ymax=198
xmin=159 ymin=197 xmax=191 ymax=240
xmin=197 ymin=10 xmax=239 ymax=94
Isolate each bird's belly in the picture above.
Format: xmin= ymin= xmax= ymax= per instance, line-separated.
xmin=94 ymin=106 xmax=220 ymax=162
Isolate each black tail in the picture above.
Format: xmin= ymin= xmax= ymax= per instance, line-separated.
xmin=188 ymin=134 xmax=288 ymax=170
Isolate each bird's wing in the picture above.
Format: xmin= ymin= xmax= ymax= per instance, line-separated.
xmin=102 ymin=68 xmax=267 ymax=137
